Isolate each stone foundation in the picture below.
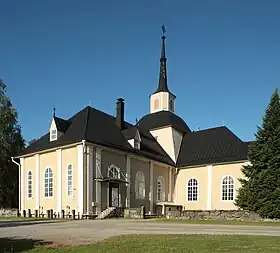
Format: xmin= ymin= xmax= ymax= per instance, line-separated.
xmin=124 ymin=207 xmax=145 ymax=219
xmin=0 ymin=209 xmax=18 ymax=217
xmin=166 ymin=210 xmax=280 ymax=222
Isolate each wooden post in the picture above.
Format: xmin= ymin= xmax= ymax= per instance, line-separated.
xmin=23 ymin=210 xmax=26 ymax=218
xmin=62 ymin=210 xmax=65 ymax=219
xmin=50 ymin=209 xmax=53 ymax=219
xmin=47 ymin=210 xmax=50 ymax=218
xmin=28 ymin=209 xmax=31 ymax=218
xmin=35 ymin=210 xmax=38 ymax=218
xmin=72 ymin=210 xmax=75 ymax=220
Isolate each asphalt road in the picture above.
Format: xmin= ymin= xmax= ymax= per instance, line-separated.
xmin=0 ymin=219 xmax=280 ymax=245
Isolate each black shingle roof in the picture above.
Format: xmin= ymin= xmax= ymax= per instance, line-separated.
xmin=176 ymin=126 xmax=249 ymax=167
xmin=17 ymin=106 xmax=175 ymax=166
xmin=138 ymin=111 xmax=191 ymax=133
xmin=54 ymin=117 xmax=71 ymax=133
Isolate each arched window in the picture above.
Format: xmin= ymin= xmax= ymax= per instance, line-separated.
xmin=135 ymin=171 xmax=145 ymax=199
xmin=44 ymin=168 xmax=53 ymax=197
xmin=187 ymin=178 xmax=198 ymax=201
xmin=157 ymin=176 xmax=165 ymax=201
xmin=222 ymin=176 xmax=234 ymax=201
xmin=154 ymin=99 xmax=159 ymax=109
xmin=27 ymin=171 xmax=32 ymax=199
xmin=108 ymin=165 xmax=120 ymax=179
xmin=67 ymin=164 xmax=73 ymax=197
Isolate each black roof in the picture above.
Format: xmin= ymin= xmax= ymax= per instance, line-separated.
xmin=176 ymin=126 xmax=249 ymax=167
xmin=122 ymin=127 xmax=139 ymax=140
xmin=53 ymin=117 xmax=71 ymax=133
xmin=18 ymin=107 xmax=249 ymax=167
xmin=138 ymin=110 xmax=191 ymax=133
xmin=18 ymin=106 xmax=175 ymax=166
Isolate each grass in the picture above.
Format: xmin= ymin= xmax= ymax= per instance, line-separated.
xmin=152 ymin=218 xmax=280 ymax=226
xmin=2 ymin=235 xmax=280 ymax=253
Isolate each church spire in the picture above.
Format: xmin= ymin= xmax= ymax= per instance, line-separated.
xmin=154 ymin=25 xmax=169 ymax=93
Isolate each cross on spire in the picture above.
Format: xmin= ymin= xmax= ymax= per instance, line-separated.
xmin=53 ymin=107 xmax=56 ymax=117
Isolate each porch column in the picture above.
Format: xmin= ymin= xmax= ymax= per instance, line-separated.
xmin=20 ymin=158 xmax=24 ymax=213
xmin=149 ymin=162 xmax=154 ymax=214
xmin=95 ymin=147 xmax=102 ymax=213
xmin=126 ymin=155 xmax=131 ymax=208
xmin=87 ymin=146 xmax=94 ymax=214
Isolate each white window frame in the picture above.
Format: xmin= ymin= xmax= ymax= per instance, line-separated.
xmin=135 ymin=171 xmax=145 ymax=199
xmin=67 ymin=164 xmax=73 ymax=197
xmin=50 ymin=129 xmax=57 ymax=141
xmin=221 ymin=175 xmax=235 ymax=201
xmin=157 ymin=176 xmax=165 ymax=201
xmin=27 ymin=170 xmax=32 ymax=199
xmin=186 ymin=177 xmax=199 ymax=202
xmin=44 ymin=167 xmax=54 ymax=198
xmin=108 ymin=165 xmax=120 ymax=179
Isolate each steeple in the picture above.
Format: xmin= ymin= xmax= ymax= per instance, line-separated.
xmin=154 ymin=25 xmax=169 ymax=93
xmin=150 ymin=25 xmax=176 ymax=114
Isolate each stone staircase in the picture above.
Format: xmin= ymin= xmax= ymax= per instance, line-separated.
xmin=96 ymin=207 xmax=124 ymax=220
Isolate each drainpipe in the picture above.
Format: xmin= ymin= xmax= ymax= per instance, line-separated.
xmin=11 ymin=157 xmax=21 ymax=212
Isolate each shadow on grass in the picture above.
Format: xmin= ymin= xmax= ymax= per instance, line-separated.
xmin=0 ymin=220 xmax=64 ymax=228
xmin=0 ymin=237 xmax=52 ymax=252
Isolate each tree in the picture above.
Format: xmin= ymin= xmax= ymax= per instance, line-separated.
xmin=235 ymin=88 xmax=280 ymax=218
xmin=0 ymin=79 xmax=25 ymax=208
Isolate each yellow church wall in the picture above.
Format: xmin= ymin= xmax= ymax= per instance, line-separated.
xmin=23 ymin=156 xmax=36 ymax=211
xmin=176 ymin=166 xmax=208 ymax=210
xmin=130 ymin=158 xmax=150 ymax=210
xmin=153 ymin=164 xmax=170 ymax=202
xmin=61 ymin=146 xmax=79 ymax=212
xmin=211 ymin=162 xmax=244 ymax=210
xmin=39 ymin=151 xmax=57 ymax=213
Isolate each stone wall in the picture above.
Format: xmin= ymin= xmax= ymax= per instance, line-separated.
xmin=124 ymin=207 xmax=145 ymax=219
xmin=166 ymin=210 xmax=280 ymax=222
xmin=0 ymin=209 xmax=18 ymax=217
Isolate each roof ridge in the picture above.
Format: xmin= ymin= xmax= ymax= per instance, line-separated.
xmin=193 ymin=125 xmax=227 ymax=133
xmin=82 ymin=106 xmax=91 ymax=140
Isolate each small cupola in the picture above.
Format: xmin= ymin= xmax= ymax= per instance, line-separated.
xmin=49 ymin=107 xmax=71 ymax=142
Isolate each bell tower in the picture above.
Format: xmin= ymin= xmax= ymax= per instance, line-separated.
xmin=150 ymin=25 xmax=176 ymax=114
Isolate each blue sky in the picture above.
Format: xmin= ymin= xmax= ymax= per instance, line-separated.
xmin=1 ymin=0 xmax=279 ymax=142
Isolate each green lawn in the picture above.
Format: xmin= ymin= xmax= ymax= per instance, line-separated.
xmin=1 ymin=235 xmax=280 ymax=253
xmin=152 ymin=218 xmax=280 ymax=226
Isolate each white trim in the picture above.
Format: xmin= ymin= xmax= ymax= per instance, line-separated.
xmin=44 ymin=167 xmax=54 ymax=199
xmin=66 ymin=163 xmax=74 ymax=198
xmin=95 ymin=147 xmax=102 ymax=212
xmin=207 ymin=165 xmax=213 ymax=210
xmin=57 ymin=150 xmax=62 ymax=212
xmin=126 ymin=155 xmax=131 ymax=208
xmin=15 ymin=141 xmax=83 ymax=159
xmin=77 ymin=144 xmax=84 ymax=214
xmin=186 ymin=177 xmax=199 ymax=202
xmin=20 ymin=158 xmax=24 ymax=212
xmin=27 ymin=170 xmax=33 ymax=200
xmin=149 ymin=162 xmax=154 ymax=214
xmin=87 ymin=147 xmax=93 ymax=214
xmin=35 ymin=154 xmax=40 ymax=209
xmin=221 ymin=175 xmax=235 ymax=201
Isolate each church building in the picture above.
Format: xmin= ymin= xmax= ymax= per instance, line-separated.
xmin=14 ymin=30 xmax=250 ymax=217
